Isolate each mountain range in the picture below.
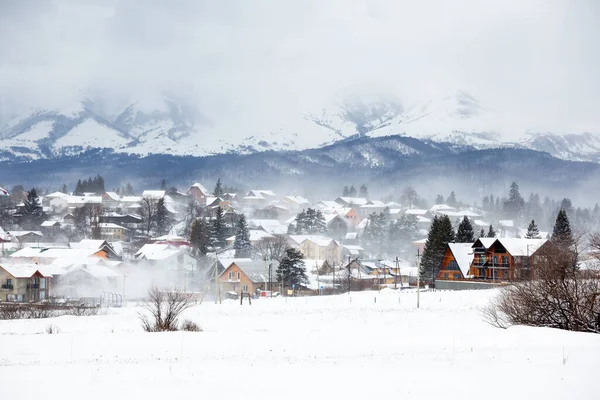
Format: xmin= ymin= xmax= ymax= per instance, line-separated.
xmin=1 ymin=91 xmax=600 ymax=163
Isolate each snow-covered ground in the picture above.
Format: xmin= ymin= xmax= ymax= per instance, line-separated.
xmin=0 ymin=289 xmax=598 ymax=399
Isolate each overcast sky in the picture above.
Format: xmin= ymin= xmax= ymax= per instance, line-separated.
xmin=0 ymin=0 xmax=598 ymax=132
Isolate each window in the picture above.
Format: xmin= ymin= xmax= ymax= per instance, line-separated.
xmin=502 ymin=256 xmax=508 ymax=265
xmin=453 ymin=274 xmax=461 ymax=279
xmin=242 ymin=285 xmax=248 ymax=292
xmin=443 ymin=273 xmax=448 ymax=279
xmin=40 ymin=278 xmax=46 ymax=289
xmin=448 ymin=260 xmax=459 ymax=271
xmin=6 ymin=279 xmax=12 ymax=286
xmin=228 ymin=271 xmax=234 ymax=280
xmin=237 ymin=272 xmax=241 ymax=280
xmin=492 ymin=256 xmax=498 ymax=265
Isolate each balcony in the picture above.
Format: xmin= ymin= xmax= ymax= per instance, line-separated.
xmin=27 ymin=283 xmax=40 ymax=289
xmin=1 ymin=284 xmax=13 ymax=290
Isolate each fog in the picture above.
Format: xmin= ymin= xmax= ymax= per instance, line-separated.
xmin=1 ymin=0 xmax=599 ymax=136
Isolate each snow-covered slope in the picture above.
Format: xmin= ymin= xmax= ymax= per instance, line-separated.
xmin=0 ymin=91 xmax=598 ymax=162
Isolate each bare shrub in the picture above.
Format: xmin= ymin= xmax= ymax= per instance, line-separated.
xmin=181 ymin=319 xmax=202 ymax=332
xmin=139 ymin=287 xmax=195 ymax=332
xmin=45 ymin=324 xmax=61 ymax=334
xmin=68 ymin=304 xmax=103 ymax=317
xmin=484 ymin=240 xmax=600 ymax=334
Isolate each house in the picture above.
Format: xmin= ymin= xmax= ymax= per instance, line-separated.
xmin=142 ymin=190 xmax=166 ymax=200
xmin=98 ymin=223 xmax=129 ymax=241
xmin=187 ymin=183 xmax=210 ymax=204
xmin=436 ymin=243 xmax=475 ymax=280
xmin=359 ymin=200 xmax=387 ymax=218
xmin=283 ymin=196 xmax=310 ymax=211
xmin=102 ymin=192 xmax=121 ymax=210
xmin=10 ymin=246 xmax=114 ymax=265
xmin=6 ymin=230 xmax=44 ymax=243
xmin=99 ymin=213 xmax=143 ymax=230
xmin=48 ymin=259 xmax=122 ymax=299
xmin=324 ymin=214 xmax=348 ymax=239
xmin=218 ymin=260 xmax=278 ymax=294
xmin=247 ymin=219 xmax=289 ymax=235
xmin=40 ymin=221 xmax=62 ymax=237
xmin=468 ymin=238 xmax=549 ymax=280
xmin=243 ymin=190 xmax=276 ymax=207
xmin=0 ymin=264 xmax=51 ymax=302
xmin=288 ymin=235 xmax=343 ymax=265
xmin=337 ymin=207 xmax=361 ymax=227
xmin=66 ymin=195 xmax=102 ymax=211
xmin=226 ymin=230 xmax=275 ymax=246
xmin=71 ymin=239 xmax=122 ymax=259
xmin=344 ymin=232 xmax=359 ymax=244
xmin=134 ymin=244 xmax=198 ymax=272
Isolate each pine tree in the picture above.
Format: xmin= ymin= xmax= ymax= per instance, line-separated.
xmin=276 ymin=248 xmax=308 ymax=290
xmin=419 ymin=215 xmax=455 ymax=281
xmin=60 ymin=184 xmax=68 ymax=194
xmin=525 ymin=219 xmax=542 ymax=239
xmin=503 ymin=182 xmax=525 ymax=221
xmin=293 ymin=208 xmax=326 ymax=234
xmin=359 ymin=184 xmax=369 ymax=199
xmin=22 ymin=188 xmax=44 ymax=229
xmin=342 ymin=186 xmax=350 ymax=196
xmin=160 ymin=179 xmax=167 ymax=190
xmin=487 ymin=224 xmax=497 ymax=238
xmin=348 ymin=185 xmax=357 ymax=197
xmin=456 ymin=216 xmax=475 ymax=243
xmin=552 ymin=209 xmax=573 ymax=246
xmin=447 ymin=191 xmax=457 ymax=207
xmin=125 ymin=183 xmax=134 ymax=196
xmin=362 ymin=211 xmax=388 ymax=256
xmin=435 ymin=194 xmax=444 ymax=204
xmin=233 ymin=214 xmax=252 ymax=258
xmin=190 ymin=218 xmax=209 ymax=256
xmin=213 ymin=179 xmax=224 ymax=198
xmin=74 ymin=180 xmax=83 ymax=196
xmin=209 ymin=206 xmax=227 ymax=249
xmin=479 ymin=228 xmax=485 ymax=238
xmin=155 ymin=198 xmax=170 ymax=236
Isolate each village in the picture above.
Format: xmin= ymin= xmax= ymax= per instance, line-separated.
xmin=0 ymin=178 xmax=595 ymax=305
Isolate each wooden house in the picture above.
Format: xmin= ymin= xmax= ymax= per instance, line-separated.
xmin=218 ymin=260 xmax=277 ymax=294
xmin=436 ymin=243 xmax=475 ymax=280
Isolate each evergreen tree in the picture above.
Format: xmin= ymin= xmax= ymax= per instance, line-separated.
xmin=479 ymin=228 xmax=486 ymax=238
xmin=503 ymin=182 xmax=525 ymax=221
xmin=359 ymin=184 xmax=369 ymax=199
xmin=456 ymin=216 xmax=475 ymax=243
xmin=233 ymin=214 xmax=252 ymax=258
xmin=525 ymin=219 xmax=542 ymax=239
xmin=487 ymin=224 xmax=497 ymax=238
xmin=22 ymin=188 xmax=44 ymax=229
xmin=362 ymin=211 xmax=388 ymax=256
xmin=447 ymin=191 xmax=457 ymax=207
xmin=155 ymin=198 xmax=170 ymax=236
xmin=552 ymin=209 xmax=573 ymax=246
xmin=213 ymin=179 xmax=224 ymax=198
xmin=160 ymin=179 xmax=167 ymax=190
xmin=419 ymin=215 xmax=455 ymax=281
xmin=560 ymin=198 xmax=573 ymax=215
xmin=348 ymin=185 xmax=357 ymax=197
xmin=342 ymin=186 xmax=349 ymax=196
xmin=74 ymin=180 xmax=83 ymax=195
xmin=190 ymin=218 xmax=209 ymax=256
xmin=125 ymin=183 xmax=134 ymax=196
xmin=276 ymin=248 xmax=308 ymax=290
xmin=209 ymin=206 xmax=227 ymax=249
xmin=293 ymin=208 xmax=326 ymax=235
xmin=435 ymin=194 xmax=445 ymax=204
xmin=60 ymin=184 xmax=68 ymax=194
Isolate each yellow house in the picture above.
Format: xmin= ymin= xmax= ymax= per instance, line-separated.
xmin=0 ymin=264 xmax=51 ymax=302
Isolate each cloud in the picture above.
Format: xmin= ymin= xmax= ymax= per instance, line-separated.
xmin=0 ymin=0 xmax=598 ymax=133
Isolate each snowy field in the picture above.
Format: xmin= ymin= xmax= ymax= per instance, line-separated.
xmin=1 ymin=289 xmax=598 ymax=400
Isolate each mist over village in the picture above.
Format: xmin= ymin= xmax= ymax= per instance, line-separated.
xmin=1 ymin=1 xmax=599 ymax=399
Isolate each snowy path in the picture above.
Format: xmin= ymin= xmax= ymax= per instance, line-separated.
xmin=0 ymin=289 xmax=598 ymax=399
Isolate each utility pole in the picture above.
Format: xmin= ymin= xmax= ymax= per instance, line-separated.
xmin=316 ymin=261 xmax=320 ymax=295
xmin=394 ymin=256 xmax=399 ymax=289
xmin=416 ymin=248 xmax=420 ymax=309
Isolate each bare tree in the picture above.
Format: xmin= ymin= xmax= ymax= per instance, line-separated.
xmin=254 ymin=235 xmax=288 ymax=262
xmin=484 ymin=237 xmax=600 ymax=334
xmin=139 ymin=287 xmax=195 ymax=332
xmin=141 ymin=197 xmax=158 ymax=234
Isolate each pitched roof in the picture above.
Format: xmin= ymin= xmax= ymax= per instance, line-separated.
xmin=495 ymin=238 xmax=548 ymax=256
xmin=336 ymin=197 xmax=368 ymax=206
xmin=142 ymin=190 xmax=166 ymax=199
xmin=448 ymin=243 xmax=475 ymax=276
xmin=0 ymin=264 xmax=51 ymax=278
xmin=190 ymin=183 xmax=209 ymax=194
xmin=284 ymin=196 xmax=310 ymax=205
xmin=41 ymin=220 xmax=61 ymax=227
xmin=103 ymin=192 xmax=121 ymax=201
xmin=225 ymin=260 xmax=280 ymax=283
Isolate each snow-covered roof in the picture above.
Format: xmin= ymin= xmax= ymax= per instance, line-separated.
xmin=227 ymin=230 xmax=275 ymax=243
xmin=142 ymin=190 xmax=166 ymax=199
xmin=67 ymin=196 xmax=102 ymax=204
xmin=135 ymin=244 xmax=182 ymax=261
xmin=103 ymin=192 xmax=121 ymax=201
xmin=224 ymin=259 xmax=280 ymax=283
xmin=448 ymin=243 xmax=475 ymax=276
xmin=7 ymin=230 xmax=43 ymax=237
xmin=246 ymin=219 xmax=288 ymax=235
xmin=337 ymin=197 xmax=368 ymax=206
xmin=41 ymin=220 xmax=61 ymax=227
xmin=473 ymin=219 xmax=491 ymax=227
xmin=290 ymin=235 xmax=338 ymax=247
xmin=473 ymin=238 xmax=496 ymax=249
xmin=342 ymin=245 xmax=364 ymax=255
xmin=430 ymin=204 xmax=456 ymax=213
xmin=345 ymin=232 xmax=358 ymax=240
xmin=99 ymin=223 xmax=128 ymax=230
xmin=317 ymin=200 xmax=342 ymax=210
xmin=361 ymin=200 xmax=386 ymax=208
xmin=190 ymin=183 xmax=209 ymax=194
xmin=0 ymin=264 xmax=50 ymax=278
xmin=248 ymin=190 xmax=276 ymax=197
xmin=284 ymin=195 xmax=310 ymax=205
xmin=405 ymin=209 xmax=428 ymax=215
xmin=496 ymin=238 xmax=548 ymax=256
xmin=0 ymin=187 xmax=8 ymax=196
xmin=10 ymin=247 xmax=102 ymax=260
xmin=120 ymin=196 xmax=142 ymax=203
xmin=45 ymin=191 xmax=70 ymax=199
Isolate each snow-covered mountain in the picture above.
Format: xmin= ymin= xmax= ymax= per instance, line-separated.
xmin=1 ymin=91 xmax=598 ymax=163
